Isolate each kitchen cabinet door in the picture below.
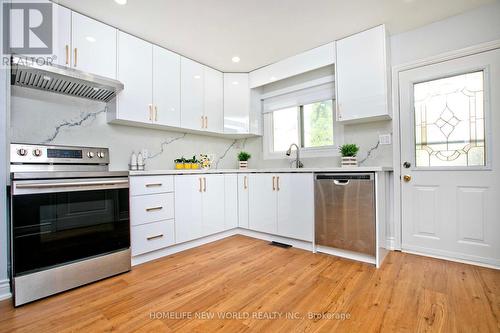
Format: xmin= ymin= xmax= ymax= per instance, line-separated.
xmin=202 ymin=175 xmax=226 ymax=235
xmin=174 ymin=175 xmax=203 ymax=243
xmin=277 ymin=173 xmax=314 ymax=241
xmin=71 ymin=12 xmax=117 ymax=78
xmin=204 ymin=67 xmax=224 ymax=133
xmin=223 ymin=73 xmax=250 ymax=133
xmin=180 ymin=57 xmax=204 ymax=130
xmin=335 ymin=25 xmax=390 ymax=122
xmin=52 ymin=4 xmax=72 ymax=67
xmin=153 ymin=45 xmax=181 ymax=127
xmin=224 ymin=174 xmax=238 ymax=230
xmin=237 ymin=174 xmax=249 ymax=229
xmin=248 ymin=174 xmax=277 ymax=234
xmin=117 ymin=31 xmax=153 ymax=123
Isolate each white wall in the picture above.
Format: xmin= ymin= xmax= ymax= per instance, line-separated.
xmin=0 ymin=0 xmax=11 ymax=300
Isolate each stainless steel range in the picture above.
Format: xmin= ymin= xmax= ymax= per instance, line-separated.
xmin=9 ymin=143 xmax=130 ymax=306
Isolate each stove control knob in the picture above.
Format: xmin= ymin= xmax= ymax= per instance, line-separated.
xmin=87 ymin=151 xmax=95 ymax=158
xmin=17 ymin=148 xmax=27 ymax=156
xmin=33 ymin=149 xmax=42 ymax=157
xmin=97 ymin=151 xmax=106 ymax=159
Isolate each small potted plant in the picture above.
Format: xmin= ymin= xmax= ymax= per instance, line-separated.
xmin=183 ymin=157 xmax=193 ymax=169
xmin=174 ymin=157 xmax=185 ymax=169
xmin=238 ymin=151 xmax=251 ymax=169
xmin=190 ymin=156 xmax=199 ymax=169
xmin=339 ymin=144 xmax=359 ymax=167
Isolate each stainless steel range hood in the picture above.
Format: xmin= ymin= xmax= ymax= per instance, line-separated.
xmin=10 ymin=56 xmax=124 ymax=103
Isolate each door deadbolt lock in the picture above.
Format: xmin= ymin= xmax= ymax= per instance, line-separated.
xmin=403 ymin=161 xmax=411 ymax=169
xmin=403 ymin=175 xmax=412 ymax=182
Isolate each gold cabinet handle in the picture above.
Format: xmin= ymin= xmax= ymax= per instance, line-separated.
xmin=203 ymin=177 xmax=207 ymax=192
xmin=154 ymin=106 xmax=158 ymax=122
xmin=272 ymin=176 xmax=276 ymax=191
xmin=276 ymin=176 xmax=280 ymax=191
xmin=244 ymin=176 xmax=248 ymax=189
xmin=74 ymin=48 xmax=78 ymax=67
xmin=204 ymin=116 xmax=208 ymax=129
xmin=145 ymin=183 xmax=162 ymax=188
xmin=199 ymin=177 xmax=203 ymax=192
xmin=403 ymin=175 xmax=412 ymax=182
xmin=148 ymin=104 xmax=153 ymax=121
xmin=146 ymin=206 xmax=163 ymax=212
xmin=147 ymin=234 xmax=164 ymax=241
xmin=201 ymin=115 xmax=204 ymax=129
xmin=65 ymin=45 xmax=69 ymax=65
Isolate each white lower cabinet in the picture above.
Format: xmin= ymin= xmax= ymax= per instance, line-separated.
xmin=202 ymin=175 xmax=226 ymax=235
xmin=248 ymin=173 xmax=314 ymax=241
xmin=237 ymin=174 xmax=249 ymax=228
xmin=276 ymin=174 xmax=314 ymax=241
xmin=131 ymin=220 xmax=175 ymax=256
xmin=225 ymin=174 xmax=238 ymax=229
xmin=248 ymin=174 xmax=278 ymax=234
xmin=130 ymin=193 xmax=174 ymax=226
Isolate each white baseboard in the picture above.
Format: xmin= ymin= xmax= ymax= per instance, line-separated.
xmin=402 ymin=246 xmax=500 ymax=270
xmin=385 ymin=237 xmax=397 ymax=251
xmin=0 ymin=279 xmax=11 ymax=301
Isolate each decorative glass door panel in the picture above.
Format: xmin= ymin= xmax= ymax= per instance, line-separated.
xmin=413 ymin=71 xmax=485 ymax=167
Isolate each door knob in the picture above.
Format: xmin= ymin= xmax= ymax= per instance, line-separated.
xmin=403 ymin=175 xmax=412 ymax=182
xmin=403 ymin=161 xmax=411 ymax=169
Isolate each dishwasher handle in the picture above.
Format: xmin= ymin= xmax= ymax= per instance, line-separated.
xmin=333 ymin=179 xmax=350 ymax=186
xmin=315 ymin=173 xmax=374 ymax=181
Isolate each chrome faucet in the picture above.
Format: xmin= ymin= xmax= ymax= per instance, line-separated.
xmin=286 ymin=143 xmax=304 ymax=168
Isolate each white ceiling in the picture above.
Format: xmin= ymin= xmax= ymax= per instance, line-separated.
xmin=54 ymin=0 xmax=495 ymax=72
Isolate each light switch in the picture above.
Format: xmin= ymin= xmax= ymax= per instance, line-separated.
xmin=379 ymin=134 xmax=392 ymax=145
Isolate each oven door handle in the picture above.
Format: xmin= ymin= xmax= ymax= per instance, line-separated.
xmin=13 ymin=178 xmax=129 ymax=195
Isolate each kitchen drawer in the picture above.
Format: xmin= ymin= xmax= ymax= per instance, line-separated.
xmin=131 ymin=219 xmax=175 ymax=256
xmin=130 ymin=176 xmax=174 ymax=196
xmin=131 ymin=193 xmax=174 ymax=226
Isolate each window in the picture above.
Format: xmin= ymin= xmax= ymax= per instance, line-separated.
xmin=413 ymin=71 xmax=485 ymax=167
xmin=269 ymin=99 xmax=335 ymax=153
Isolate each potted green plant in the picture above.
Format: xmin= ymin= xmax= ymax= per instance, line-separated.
xmin=174 ymin=157 xmax=185 ymax=169
xmin=190 ymin=155 xmax=199 ymax=169
xmin=238 ymin=151 xmax=251 ymax=169
xmin=339 ymin=144 xmax=359 ymax=167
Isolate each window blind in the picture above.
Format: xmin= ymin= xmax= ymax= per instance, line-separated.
xmin=262 ymin=82 xmax=334 ymax=114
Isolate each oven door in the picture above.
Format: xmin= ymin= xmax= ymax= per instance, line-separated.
xmin=11 ymin=177 xmax=130 ymax=276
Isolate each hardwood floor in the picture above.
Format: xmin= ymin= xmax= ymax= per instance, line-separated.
xmin=0 ymin=235 xmax=499 ymax=332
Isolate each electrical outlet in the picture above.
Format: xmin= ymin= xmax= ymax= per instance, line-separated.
xmin=379 ymin=134 xmax=392 ymax=145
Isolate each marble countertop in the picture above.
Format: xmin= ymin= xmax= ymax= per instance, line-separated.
xmin=129 ymin=166 xmax=393 ymax=176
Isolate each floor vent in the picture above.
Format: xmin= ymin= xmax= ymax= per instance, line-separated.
xmin=270 ymin=241 xmax=292 ymax=248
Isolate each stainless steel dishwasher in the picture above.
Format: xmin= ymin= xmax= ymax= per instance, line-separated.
xmin=314 ymin=173 xmax=376 ymax=256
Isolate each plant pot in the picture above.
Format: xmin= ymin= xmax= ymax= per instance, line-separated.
xmin=191 ymin=163 xmax=199 ymax=169
xmin=184 ymin=163 xmax=192 ymax=169
xmin=239 ymin=161 xmax=248 ymax=169
xmin=175 ymin=163 xmax=184 ymax=170
xmin=341 ymin=156 xmax=358 ymax=167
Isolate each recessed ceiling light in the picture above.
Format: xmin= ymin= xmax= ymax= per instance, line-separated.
xmin=114 ymin=0 xmax=127 ymax=5
xmin=86 ymin=36 xmax=96 ymax=43
xmin=232 ymin=81 xmax=239 ymax=85
xmin=231 ymin=56 xmax=240 ymax=63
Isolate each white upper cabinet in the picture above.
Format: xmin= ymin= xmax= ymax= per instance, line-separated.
xmin=276 ymin=174 xmax=314 ymax=241
xmin=153 ymin=46 xmax=181 ymax=127
xmin=71 ymin=12 xmax=117 ymax=79
xmin=249 ymin=42 xmax=335 ymax=88
xmin=204 ymin=67 xmax=224 ymax=133
xmin=52 ymin=4 xmax=72 ymax=67
xmin=117 ymin=31 xmax=153 ymax=123
xmin=224 ymin=73 xmax=250 ymax=134
xmin=181 ymin=57 xmax=205 ymax=130
xmin=248 ymin=174 xmax=278 ymax=234
xmin=335 ymin=25 xmax=391 ymax=123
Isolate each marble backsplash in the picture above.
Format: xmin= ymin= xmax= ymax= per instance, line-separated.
xmin=10 ymin=87 xmax=392 ymax=171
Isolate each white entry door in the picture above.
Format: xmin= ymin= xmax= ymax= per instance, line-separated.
xmin=400 ymin=49 xmax=500 ymax=267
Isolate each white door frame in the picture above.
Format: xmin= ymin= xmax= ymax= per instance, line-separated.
xmin=390 ymin=39 xmax=500 ymax=251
